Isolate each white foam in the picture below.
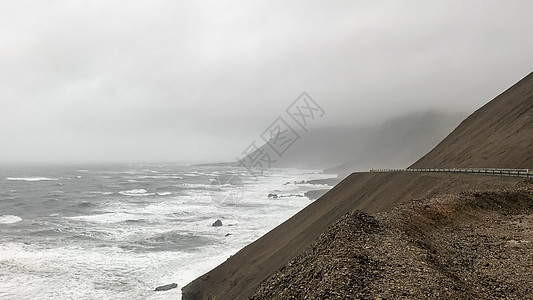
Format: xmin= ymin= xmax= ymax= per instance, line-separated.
xmin=85 ymin=191 xmax=114 ymax=195
xmin=180 ymin=183 xmax=215 ymax=189
xmin=0 ymin=242 xmax=181 ymax=300
xmin=183 ymin=173 xmax=201 ymax=177
xmin=67 ymin=212 xmax=145 ymax=224
xmin=135 ymin=175 xmax=183 ymax=180
xmin=6 ymin=177 xmax=58 ymax=182
xmin=119 ymin=189 xmax=155 ymax=197
xmin=0 ymin=215 xmax=22 ymax=224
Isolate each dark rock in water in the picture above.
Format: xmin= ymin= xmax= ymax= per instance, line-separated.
xmin=154 ymin=283 xmax=178 ymax=292
xmin=212 ymin=219 xmax=223 ymax=227
xmin=304 ymin=189 xmax=330 ymax=200
xmin=268 ymin=193 xmax=304 ymax=199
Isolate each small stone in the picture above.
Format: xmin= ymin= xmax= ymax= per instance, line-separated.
xmin=212 ymin=219 xmax=223 ymax=227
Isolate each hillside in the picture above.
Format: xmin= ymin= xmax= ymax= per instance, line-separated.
xmin=411 ymin=71 xmax=533 ymax=169
xmin=182 ymin=173 xmax=521 ymax=299
xmin=251 ymin=181 xmax=533 ymax=299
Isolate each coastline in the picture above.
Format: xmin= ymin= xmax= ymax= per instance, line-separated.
xmin=182 ymin=172 xmax=522 ymax=299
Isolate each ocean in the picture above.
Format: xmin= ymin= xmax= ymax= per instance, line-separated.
xmin=0 ymin=164 xmax=334 ymax=299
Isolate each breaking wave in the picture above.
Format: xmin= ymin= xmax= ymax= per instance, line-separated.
xmin=6 ymin=177 xmax=59 ymax=182
xmin=0 ymin=215 xmax=22 ymax=224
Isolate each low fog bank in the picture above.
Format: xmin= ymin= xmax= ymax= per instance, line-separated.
xmin=245 ymin=110 xmax=465 ymax=174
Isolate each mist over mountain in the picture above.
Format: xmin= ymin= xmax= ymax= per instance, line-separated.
xmin=242 ymin=110 xmax=464 ymax=173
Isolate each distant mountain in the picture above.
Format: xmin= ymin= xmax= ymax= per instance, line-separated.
xmin=241 ymin=111 xmax=464 ymax=174
xmin=411 ymin=71 xmax=533 ymax=169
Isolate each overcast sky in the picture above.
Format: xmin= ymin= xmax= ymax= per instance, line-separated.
xmin=1 ymin=0 xmax=533 ymax=164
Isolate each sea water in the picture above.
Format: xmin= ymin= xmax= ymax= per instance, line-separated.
xmin=0 ymin=164 xmax=334 ymax=300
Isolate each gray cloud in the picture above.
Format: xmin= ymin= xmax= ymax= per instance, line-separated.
xmin=1 ymin=0 xmax=533 ymax=163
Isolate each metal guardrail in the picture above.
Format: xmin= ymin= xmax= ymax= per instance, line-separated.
xmin=370 ymin=168 xmax=532 ymax=178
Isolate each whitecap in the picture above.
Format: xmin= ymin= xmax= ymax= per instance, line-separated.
xmin=67 ymin=213 xmax=130 ymax=224
xmin=180 ymin=183 xmax=215 ymax=189
xmin=183 ymin=173 xmax=201 ymax=177
xmin=6 ymin=177 xmax=58 ymax=182
xmin=0 ymin=215 xmax=22 ymax=224
xmin=135 ymin=175 xmax=183 ymax=180
xmin=157 ymin=192 xmax=172 ymax=196
xmin=118 ymin=189 xmax=154 ymax=196
xmin=85 ymin=191 xmax=114 ymax=195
